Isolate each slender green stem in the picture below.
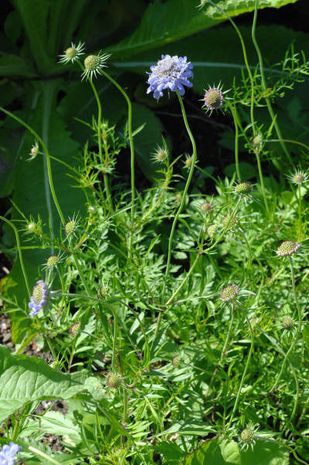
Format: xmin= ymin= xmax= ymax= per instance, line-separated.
xmin=166 ymin=92 xmax=197 ymax=276
xmin=0 ymin=107 xmax=65 ymax=225
xmin=166 ymin=253 xmax=200 ymax=306
xmin=228 ymin=332 xmax=254 ymax=427
xmin=0 ymin=216 xmax=30 ymax=296
xmin=255 ymin=153 xmax=269 ymax=212
xmin=88 ymin=79 xmax=113 ymax=210
xmin=252 ymin=0 xmax=292 ymax=165
xmin=229 ymin=104 xmax=241 ymax=180
xmin=28 ymin=446 xmax=62 ymax=465
xmin=101 ymin=70 xmax=135 ymax=222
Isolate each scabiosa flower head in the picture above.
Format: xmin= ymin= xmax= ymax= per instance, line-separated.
xmin=81 ymin=52 xmax=110 ymax=80
xmin=0 ymin=442 xmax=21 ymax=465
xmin=59 ymin=41 xmax=85 ymax=64
xmin=234 ymin=182 xmax=252 ymax=195
xmin=207 ymin=224 xmax=217 ymax=238
xmin=46 ymin=255 xmax=60 ymax=268
xmin=220 ymin=284 xmax=239 ymax=302
xmin=152 ymin=144 xmax=169 ymax=163
xmin=202 ymin=84 xmax=224 ymax=114
xmin=106 ymin=372 xmax=122 ymax=389
xmin=29 ymin=280 xmax=48 ymax=316
xmin=276 ymin=241 xmax=301 ymax=257
xmin=281 ymin=315 xmax=295 ymax=331
xmin=200 ymin=201 xmax=213 ymax=213
xmin=239 ymin=425 xmax=258 ymax=450
xmin=65 ymin=218 xmax=77 ymax=236
xmin=147 ymin=55 xmax=193 ymax=100
xmin=289 ymin=169 xmax=308 ymax=186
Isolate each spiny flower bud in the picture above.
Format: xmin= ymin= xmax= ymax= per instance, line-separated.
xmin=26 ymin=221 xmax=42 ymax=236
xmin=276 ymin=241 xmax=301 ymax=257
xmin=234 ymin=182 xmax=252 ymax=195
xmin=281 ymin=315 xmax=295 ymax=331
xmin=252 ymin=133 xmax=263 ymax=153
xmin=220 ymin=284 xmax=239 ymax=302
xmin=184 ymin=154 xmax=194 ymax=169
xmin=58 ymin=41 xmax=85 ymax=64
xmin=81 ymin=52 xmax=110 ymax=80
xmin=29 ymin=141 xmax=39 ymax=160
xmin=65 ymin=219 xmax=77 ymax=236
xmin=202 ymin=85 xmax=224 ymax=114
xmin=97 ymin=285 xmax=109 ymax=299
xmin=207 ymin=224 xmax=217 ymax=238
xmin=46 ymin=255 xmax=59 ymax=268
xmin=106 ymin=372 xmax=122 ymax=389
xmin=289 ymin=170 xmax=307 ymax=186
xmin=239 ymin=426 xmax=257 ymax=450
xmin=153 ymin=145 xmax=168 ymax=163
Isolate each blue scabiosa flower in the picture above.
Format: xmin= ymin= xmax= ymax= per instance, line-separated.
xmin=29 ymin=280 xmax=48 ymax=316
xmin=0 ymin=442 xmax=21 ymax=465
xmin=147 ymin=55 xmax=193 ymax=100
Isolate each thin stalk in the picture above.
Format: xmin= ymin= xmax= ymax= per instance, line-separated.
xmin=165 ymin=92 xmax=197 ymax=276
xmin=0 ymin=107 xmax=64 ymax=225
xmin=252 ymin=0 xmax=292 ymax=165
xmin=88 ymin=79 xmax=113 ymax=211
xmin=101 ymin=70 xmax=135 ymax=222
xmin=255 ymin=153 xmax=269 ymax=212
xmin=165 ymin=253 xmax=200 ymax=306
xmin=229 ymin=104 xmax=241 ymax=180
xmin=0 ymin=216 xmax=30 ymax=296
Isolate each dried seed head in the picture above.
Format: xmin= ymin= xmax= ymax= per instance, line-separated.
xmin=281 ymin=315 xmax=295 ymax=331
xmin=200 ymin=201 xmax=213 ymax=213
xmin=202 ymin=85 xmax=224 ymax=113
xmin=276 ymin=241 xmax=301 ymax=257
xmin=220 ymin=284 xmax=239 ymax=302
xmin=46 ymin=255 xmax=59 ymax=268
xmin=106 ymin=372 xmax=122 ymax=389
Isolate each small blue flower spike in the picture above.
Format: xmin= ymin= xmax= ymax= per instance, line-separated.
xmin=147 ymin=55 xmax=193 ymax=100
xmin=0 ymin=442 xmax=21 ymax=465
xmin=28 ymin=280 xmax=48 ymax=316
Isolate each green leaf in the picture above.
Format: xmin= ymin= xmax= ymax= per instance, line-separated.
xmin=0 ymin=345 xmax=85 ymax=422
xmin=0 ymin=54 xmax=35 ymax=77
xmin=183 ymin=439 xmax=289 ymax=465
xmin=108 ymin=0 xmax=298 ymax=58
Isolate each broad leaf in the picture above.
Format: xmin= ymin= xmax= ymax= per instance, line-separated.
xmin=0 ymin=345 xmax=85 ymax=422
xmin=107 ymin=0 xmax=298 ymax=58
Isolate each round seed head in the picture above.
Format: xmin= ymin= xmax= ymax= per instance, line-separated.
xmin=46 ymin=255 xmax=59 ymax=268
xmin=106 ymin=372 xmax=122 ymax=389
xmin=207 ymin=224 xmax=217 ymax=238
xmin=220 ymin=284 xmax=239 ymax=302
xmin=281 ymin=315 xmax=294 ymax=331
xmin=58 ymin=41 xmax=85 ymax=64
xmin=202 ymin=86 xmax=224 ymax=113
xmin=234 ymin=182 xmax=252 ymax=195
xmin=29 ymin=280 xmax=48 ymax=316
xmin=239 ymin=426 xmax=257 ymax=450
xmin=65 ymin=219 xmax=77 ymax=236
xmin=81 ymin=52 xmax=110 ymax=80
xmin=98 ymin=285 xmax=109 ymax=299
xmin=153 ymin=145 xmax=168 ymax=163
xmin=289 ymin=170 xmax=308 ymax=186
xmin=200 ymin=201 xmax=213 ymax=213
xmin=276 ymin=241 xmax=301 ymax=257
xmin=184 ymin=154 xmax=194 ymax=169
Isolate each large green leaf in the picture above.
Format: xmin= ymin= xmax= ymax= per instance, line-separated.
xmin=0 ymin=345 xmax=85 ymax=422
xmin=107 ymin=0 xmax=298 ymax=58
xmin=183 ymin=439 xmax=289 ymax=465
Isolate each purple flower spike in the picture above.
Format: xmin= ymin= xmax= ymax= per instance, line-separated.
xmin=147 ymin=55 xmax=193 ymax=100
xmin=28 ymin=280 xmax=48 ymax=316
xmin=0 ymin=442 xmax=21 ymax=465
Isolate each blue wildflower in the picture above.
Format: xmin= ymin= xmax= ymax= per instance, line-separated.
xmin=147 ymin=55 xmax=193 ymax=100
xmin=28 ymin=280 xmax=48 ymax=316
xmin=0 ymin=442 xmax=21 ymax=465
